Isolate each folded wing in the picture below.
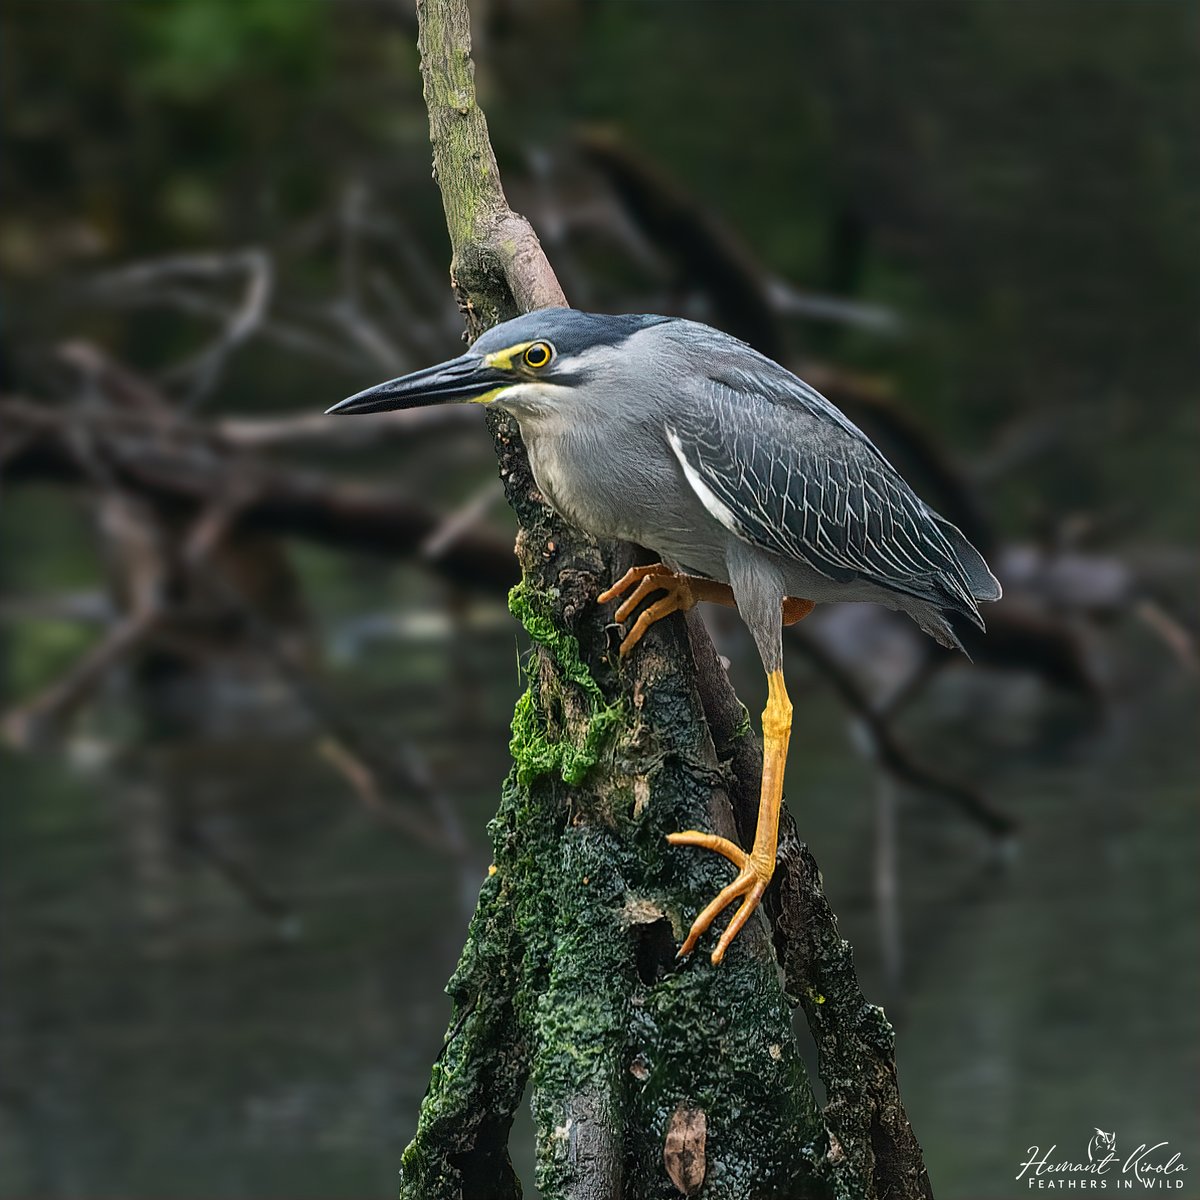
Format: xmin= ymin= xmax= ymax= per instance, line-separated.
xmin=666 ymin=371 xmax=1000 ymax=623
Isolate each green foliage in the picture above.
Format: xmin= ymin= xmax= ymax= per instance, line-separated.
xmin=128 ymin=0 xmax=330 ymax=100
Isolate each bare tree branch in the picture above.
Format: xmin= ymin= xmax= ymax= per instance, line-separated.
xmin=1 ymin=607 xmax=161 ymax=750
xmin=1 ymin=395 xmax=518 ymax=592
xmin=90 ymin=249 xmax=274 ymax=409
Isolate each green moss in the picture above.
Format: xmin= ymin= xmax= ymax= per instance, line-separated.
xmin=715 ymin=700 xmax=754 ymax=757
xmin=507 ymin=581 xmax=624 ymax=788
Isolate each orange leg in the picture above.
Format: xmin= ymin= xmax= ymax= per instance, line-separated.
xmin=669 ymin=668 xmax=793 ymax=963
xmin=598 ymin=564 xmax=811 ymax=964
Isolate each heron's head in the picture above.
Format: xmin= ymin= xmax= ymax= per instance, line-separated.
xmin=326 ymin=309 xmax=671 ymax=420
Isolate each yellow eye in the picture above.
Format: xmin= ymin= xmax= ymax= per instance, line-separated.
xmin=523 ymin=342 xmax=552 ymax=369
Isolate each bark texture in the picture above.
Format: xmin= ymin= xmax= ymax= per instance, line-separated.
xmin=401 ymin=3 xmax=932 ymax=1198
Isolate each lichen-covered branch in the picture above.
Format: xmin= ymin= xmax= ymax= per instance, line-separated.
xmin=415 ymin=0 xmax=566 ymax=331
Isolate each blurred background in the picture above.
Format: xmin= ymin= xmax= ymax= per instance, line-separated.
xmin=2 ymin=2 xmax=1197 ymax=1197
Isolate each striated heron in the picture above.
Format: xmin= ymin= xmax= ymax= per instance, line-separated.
xmin=328 ymin=309 xmax=1001 ymax=964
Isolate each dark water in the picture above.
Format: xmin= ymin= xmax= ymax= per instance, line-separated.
xmin=1 ymin=613 xmax=1196 ymax=1200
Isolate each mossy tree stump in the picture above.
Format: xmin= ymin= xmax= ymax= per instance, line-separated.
xmin=401 ymin=453 xmax=825 ymax=1198
xmin=400 ymin=3 xmax=932 ymax=1198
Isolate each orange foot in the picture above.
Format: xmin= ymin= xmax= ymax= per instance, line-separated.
xmin=597 ymin=564 xmax=699 ymax=658
xmin=666 ymin=831 xmax=774 ymax=964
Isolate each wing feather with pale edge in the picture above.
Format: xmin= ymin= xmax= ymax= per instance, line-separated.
xmin=665 ymin=371 xmax=988 ymax=620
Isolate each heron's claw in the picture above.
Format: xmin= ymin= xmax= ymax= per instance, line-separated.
xmin=598 ymin=564 xmax=696 ymax=658
xmin=597 ymin=563 xmax=662 ymax=605
xmin=667 ymin=831 xmax=774 ymax=964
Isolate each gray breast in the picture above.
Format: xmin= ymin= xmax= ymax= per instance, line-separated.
xmin=522 ymin=419 xmax=731 ymax=580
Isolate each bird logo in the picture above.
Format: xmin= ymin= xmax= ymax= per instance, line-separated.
xmin=1088 ymin=1129 xmax=1116 ymax=1161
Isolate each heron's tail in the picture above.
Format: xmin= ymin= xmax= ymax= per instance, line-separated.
xmin=933 ymin=515 xmax=1002 ymax=602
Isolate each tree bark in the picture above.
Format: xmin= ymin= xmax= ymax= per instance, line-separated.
xmin=401 ymin=2 xmax=931 ymax=1197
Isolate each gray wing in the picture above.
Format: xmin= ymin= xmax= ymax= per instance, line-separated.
xmin=666 ymin=368 xmax=999 ymax=622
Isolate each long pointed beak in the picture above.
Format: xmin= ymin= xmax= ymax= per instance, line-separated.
xmin=326 ymin=353 xmax=507 ymax=415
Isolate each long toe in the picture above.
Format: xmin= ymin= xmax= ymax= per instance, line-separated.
xmin=669 ymin=831 xmax=775 ymax=962
xmin=677 ymin=871 xmax=757 ymax=958
xmin=597 ymin=564 xmax=663 ymax=605
xmin=614 ymin=573 xmax=670 ymax=623
xmin=666 ymin=831 xmax=748 ymax=869
xmin=619 ymin=593 xmax=682 ymax=657
xmin=711 ymin=882 xmax=767 ymax=964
